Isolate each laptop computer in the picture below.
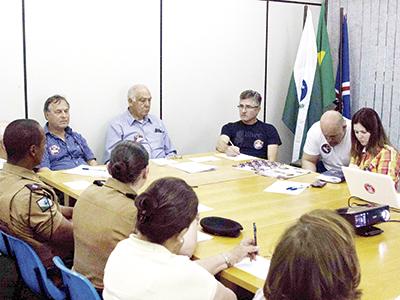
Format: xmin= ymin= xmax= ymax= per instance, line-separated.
xmin=342 ymin=166 xmax=400 ymax=209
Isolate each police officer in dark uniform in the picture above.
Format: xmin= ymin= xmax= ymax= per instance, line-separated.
xmin=0 ymin=119 xmax=73 ymax=267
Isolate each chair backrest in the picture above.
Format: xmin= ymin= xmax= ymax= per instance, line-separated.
xmin=7 ymin=235 xmax=66 ymax=300
xmin=53 ymin=256 xmax=101 ymax=300
xmin=0 ymin=229 xmax=12 ymax=256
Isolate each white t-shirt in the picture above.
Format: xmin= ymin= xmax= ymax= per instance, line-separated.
xmin=303 ymin=118 xmax=351 ymax=170
xmin=103 ymin=234 xmax=217 ymax=300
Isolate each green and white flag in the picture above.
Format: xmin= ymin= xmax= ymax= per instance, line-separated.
xmin=282 ymin=3 xmax=335 ymax=162
xmin=282 ymin=7 xmax=317 ymax=162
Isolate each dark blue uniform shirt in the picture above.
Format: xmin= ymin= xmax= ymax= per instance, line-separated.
xmin=40 ymin=124 xmax=95 ymax=170
xmin=221 ymin=120 xmax=281 ymax=159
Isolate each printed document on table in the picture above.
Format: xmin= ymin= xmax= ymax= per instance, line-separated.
xmin=61 ymin=165 xmax=111 ymax=178
xmin=189 ymin=156 xmax=221 ymax=163
xmin=172 ymin=162 xmax=216 ymax=174
xmin=215 ymin=153 xmax=256 ymax=161
xmin=150 ymin=158 xmax=178 ymax=166
xmin=264 ymin=180 xmax=310 ymax=195
xmin=64 ymin=180 xmax=92 ymax=190
xmin=234 ymin=256 xmax=270 ymax=279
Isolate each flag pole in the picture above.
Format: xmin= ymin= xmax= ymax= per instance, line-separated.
xmin=324 ymin=0 xmax=328 ymax=23
xmin=303 ymin=5 xmax=308 ymax=28
xmin=337 ymin=7 xmax=344 ymax=113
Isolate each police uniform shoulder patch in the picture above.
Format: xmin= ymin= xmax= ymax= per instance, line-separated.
xmin=36 ymin=197 xmax=54 ymax=212
xmin=25 ymin=183 xmax=43 ymax=191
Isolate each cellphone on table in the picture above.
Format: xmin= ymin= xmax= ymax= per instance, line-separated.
xmin=311 ymin=180 xmax=327 ymax=188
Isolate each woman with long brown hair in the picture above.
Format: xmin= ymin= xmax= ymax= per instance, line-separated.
xmin=350 ymin=107 xmax=399 ymax=187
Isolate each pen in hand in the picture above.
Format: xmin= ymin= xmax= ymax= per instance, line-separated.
xmin=227 ymin=139 xmax=240 ymax=156
xmin=251 ymin=222 xmax=258 ymax=261
xmin=253 ymin=222 xmax=257 ymax=247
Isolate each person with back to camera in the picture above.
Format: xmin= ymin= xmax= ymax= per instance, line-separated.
xmin=253 ymin=209 xmax=361 ymax=300
xmin=350 ymin=107 xmax=400 ymax=189
xmin=103 ymin=177 xmax=258 ymax=300
xmin=0 ymin=119 xmax=74 ymax=268
xmin=73 ymin=140 xmax=149 ymax=294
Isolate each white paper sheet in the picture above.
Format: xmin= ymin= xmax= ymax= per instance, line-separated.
xmin=189 ymin=156 xmax=220 ymax=163
xmin=64 ymin=180 xmax=92 ymax=190
xmin=215 ymin=153 xmax=256 ymax=161
xmin=61 ymin=165 xmax=111 ymax=178
xmin=197 ymin=231 xmax=213 ymax=242
xmin=172 ymin=162 xmax=216 ymax=174
xmin=234 ymin=256 xmax=271 ymax=279
xmin=264 ymin=180 xmax=310 ymax=195
xmin=198 ymin=203 xmax=213 ymax=213
xmin=150 ymin=158 xmax=178 ymax=166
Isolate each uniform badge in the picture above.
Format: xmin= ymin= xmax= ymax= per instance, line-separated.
xmin=36 ymin=197 xmax=54 ymax=212
xmin=253 ymin=139 xmax=264 ymax=150
xmin=49 ymin=144 xmax=60 ymax=155
xmin=321 ymin=143 xmax=332 ymax=154
xmin=133 ymin=133 xmax=144 ymax=143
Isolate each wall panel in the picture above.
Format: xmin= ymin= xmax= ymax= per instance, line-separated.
xmin=0 ymin=1 xmax=25 ymax=121
xmin=25 ymin=0 xmax=160 ymax=162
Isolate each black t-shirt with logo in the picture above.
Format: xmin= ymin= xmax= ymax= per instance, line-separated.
xmin=221 ymin=120 xmax=282 ymax=159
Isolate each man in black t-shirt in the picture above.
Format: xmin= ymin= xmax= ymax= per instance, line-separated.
xmin=216 ymin=90 xmax=281 ymax=160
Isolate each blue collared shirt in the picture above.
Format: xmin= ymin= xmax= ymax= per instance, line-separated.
xmin=40 ymin=124 xmax=95 ymax=170
xmin=104 ymin=110 xmax=176 ymax=162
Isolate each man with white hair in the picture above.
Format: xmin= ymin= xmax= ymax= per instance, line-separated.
xmin=104 ymin=84 xmax=176 ymax=162
xmin=0 ymin=120 xmax=8 ymax=168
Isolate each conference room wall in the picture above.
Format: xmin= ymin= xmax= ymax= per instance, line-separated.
xmin=25 ymin=0 xmax=160 ymax=163
xmin=1 ymin=0 xmax=321 ymax=163
xmin=162 ymin=0 xmax=267 ymax=156
xmin=0 ymin=1 xmax=25 ymax=121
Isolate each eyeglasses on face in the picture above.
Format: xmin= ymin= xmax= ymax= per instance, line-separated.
xmin=237 ymin=104 xmax=259 ymax=110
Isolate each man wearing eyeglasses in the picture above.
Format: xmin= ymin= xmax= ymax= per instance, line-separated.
xmin=216 ymin=90 xmax=281 ymax=160
xmin=104 ymin=84 xmax=176 ymax=162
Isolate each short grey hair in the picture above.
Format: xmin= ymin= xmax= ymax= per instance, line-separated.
xmin=240 ymin=90 xmax=262 ymax=106
xmin=127 ymin=84 xmax=148 ymax=101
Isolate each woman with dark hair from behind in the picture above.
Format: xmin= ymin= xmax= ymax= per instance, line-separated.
xmin=350 ymin=107 xmax=400 ymax=188
xmin=253 ymin=209 xmax=361 ymax=300
xmin=103 ymin=177 xmax=258 ymax=300
xmin=73 ymin=141 xmax=149 ymax=293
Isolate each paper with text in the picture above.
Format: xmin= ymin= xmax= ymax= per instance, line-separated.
xmin=234 ymin=256 xmax=270 ymax=279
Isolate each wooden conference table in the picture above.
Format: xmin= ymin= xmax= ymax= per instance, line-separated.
xmin=39 ymin=153 xmax=400 ymax=300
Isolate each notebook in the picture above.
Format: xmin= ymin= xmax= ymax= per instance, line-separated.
xmin=342 ymin=166 xmax=400 ymax=209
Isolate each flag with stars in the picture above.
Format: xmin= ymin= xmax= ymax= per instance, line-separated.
xmin=335 ymin=14 xmax=351 ymax=118
xmin=282 ymin=3 xmax=335 ymax=162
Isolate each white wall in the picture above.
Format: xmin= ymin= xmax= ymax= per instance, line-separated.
xmin=163 ymin=0 xmax=266 ymax=155
xmin=0 ymin=0 xmax=324 ymax=163
xmin=25 ymin=0 xmax=160 ymax=162
xmin=0 ymin=0 xmax=25 ymax=121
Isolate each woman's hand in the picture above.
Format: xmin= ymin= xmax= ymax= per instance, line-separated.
xmin=226 ymin=237 xmax=258 ymax=266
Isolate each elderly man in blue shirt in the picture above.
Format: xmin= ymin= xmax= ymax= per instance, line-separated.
xmin=104 ymin=84 xmax=176 ymax=162
xmin=39 ymin=95 xmax=97 ymax=171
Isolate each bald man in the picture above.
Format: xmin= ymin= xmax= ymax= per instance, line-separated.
xmin=301 ymin=111 xmax=351 ymax=172
xmin=104 ymin=84 xmax=176 ymax=162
